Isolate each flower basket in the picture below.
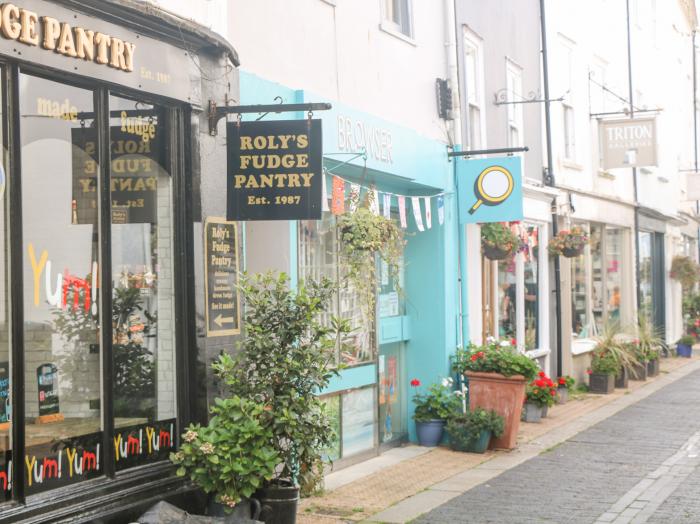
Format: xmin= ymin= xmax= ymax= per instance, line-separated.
xmin=561 ymin=245 xmax=585 ymax=258
xmin=482 ymin=243 xmax=514 ymax=261
xmin=548 ymin=226 xmax=589 ymax=257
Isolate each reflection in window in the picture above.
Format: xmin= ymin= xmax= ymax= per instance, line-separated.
xmin=605 ymin=228 xmax=623 ymax=325
xmin=523 ymin=226 xmax=539 ymax=350
xmin=109 ymin=95 xmax=176 ymax=471
xmin=0 ymin=77 xmax=9 ymax=501
xmin=571 ymin=224 xmax=591 ymax=338
xmin=384 ymin=0 xmax=412 ymax=36
xmin=321 ymin=395 xmax=340 ymax=461
xmin=341 ymin=387 xmax=375 ymax=457
xmin=20 ymin=74 xmax=102 ymax=492
xmin=591 ymin=225 xmax=604 ymax=331
xmin=497 ymin=257 xmax=516 ymax=340
xmin=639 ymin=231 xmax=653 ymax=325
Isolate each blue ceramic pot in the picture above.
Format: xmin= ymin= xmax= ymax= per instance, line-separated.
xmin=467 ymin=429 xmax=492 ymax=453
xmin=416 ymin=419 xmax=445 ymax=447
xmin=677 ymin=343 xmax=693 ymax=358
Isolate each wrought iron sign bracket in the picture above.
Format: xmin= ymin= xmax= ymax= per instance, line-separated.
xmin=207 ymin=100 xmax=333 ymax=136
xmin=493 ymin=88 xmax=564 ymax=106
xmin=448 ymin=146 xmax=529 ymax=161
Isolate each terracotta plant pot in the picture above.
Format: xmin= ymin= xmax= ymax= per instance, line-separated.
xmin=557 ymin=387 xmax=568 ymax=404
xmin=465 ymin=371 xmax=526 ymax=450
xmin=647 ymin=358 xmax=660 ymax=377
xmin=615 ymin=367 xmax=629 ymax=389
xmin=589 ymin=372 xmax=614 ymax=394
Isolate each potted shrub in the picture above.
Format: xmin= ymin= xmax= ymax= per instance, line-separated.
xmin=210 ymin=273 xmax=349 ymax=524
xmin=628 ymin=340 xmax=650 ymax=381
xmin=556 ymin=375 xmax=575 ymax=404
xmin=670 ymin=255 xmax=700 ymax=290
xmin=446 ymin=408 xmax=504 ymax=453
xmin=548 ymin=226 xmax=589 ymax=258
xmin=637 ymin=317 xmax=663 ymax=376
xmin=588 ymin=352 xmax=619 ymax=394
xmin=171 ymin=396 xmax=278 ymax=518
xmin=523 ymin=371 xmax=556 ymax=422
xmin=480 ymin=223 xmax=519 ymax=261
xmin=411 ymin=378 xmax=462 ymax=447
xmin=677 ymin=335 xmax=695 ymax=358
xmin=452 ymin=338 xmax=539 ymax=449
xmin=615 ymin=364 xmax=629 ymax=389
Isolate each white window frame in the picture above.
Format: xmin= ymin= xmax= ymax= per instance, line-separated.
xmin=563 ymin=103 xmax=576 ymax=162
xmin=380 ymin=0 xmax=414 ymax=41
xmin=463 ymin=27 xmax=486 ymax=150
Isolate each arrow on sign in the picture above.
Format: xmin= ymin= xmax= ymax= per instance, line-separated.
xmin=214 ymin=314 xmax=234 ymax=328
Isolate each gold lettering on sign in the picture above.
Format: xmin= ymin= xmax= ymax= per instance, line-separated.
xmin=0 ymin=5 xmax=136 ymax=72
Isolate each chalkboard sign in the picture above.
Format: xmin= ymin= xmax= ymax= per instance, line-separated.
xmin=204 ymin=218 xmax=241 ymax=337
xmin=226 ymin=119 xmax=323 ymax=221
xmin=37 ymin=364 xmax=59 ymax=416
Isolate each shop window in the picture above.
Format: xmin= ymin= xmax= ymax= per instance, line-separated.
xmin=384 ymin=0 xmax=413 ymax=37
xmin=108 ymin=95 xmax=176 ymax=471
xmin=605 ymin=228 xmax=623 ymax=324
xmin=299 ymin=211 xmax=375 ymax=366
xmin=493 ymin=224 xmax=541 ymax=350
xmin=20 ymin=74 xmax=103 ymax=493
xmin=571 ymin=224 xmax=593 ymax=339
xmin=563 ymin=104 xmax=576 ymax=161
xmin=639 ymin=231 xmax=654 ymax=326
xmin=464 ymin=32 xmax=484 ymax=150
xmin=0 ymin=80 xmax=9 ymax=501
xmin=341 ymin=387 xmax=375 ymax=457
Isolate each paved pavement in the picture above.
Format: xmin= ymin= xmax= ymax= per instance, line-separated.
xmin=416 ymin=368 xmax=700 ymax=524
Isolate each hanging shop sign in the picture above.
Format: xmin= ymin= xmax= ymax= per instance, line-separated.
xmin=226 ymin=119 xmax=323 ymax=221
xmin=71 ymin=120 xmax=163 ymax=224
xmin=204 ymin=218 xmax=240 ymax=337
xmin=599 ymin=117 xmax=657 ymax=169
xmin=456 ymin=156 xmax=523 ymax=224
xmin=36 ymin=363 xmax=59 ymax=418
xmin=0 ymin=0 xmax=198 ymax=102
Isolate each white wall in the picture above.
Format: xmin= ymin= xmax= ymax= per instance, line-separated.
xmin=147 ymin=0 xmax=228 ymax=37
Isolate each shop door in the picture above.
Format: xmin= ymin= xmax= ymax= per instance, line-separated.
xmin=378 ymin=258 xmax=406 ymax=446
xmin=639 ymin=231 xmax=666 ymax=336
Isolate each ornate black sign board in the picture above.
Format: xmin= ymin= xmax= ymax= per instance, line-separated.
xmin=37 ymin=363 xmax=59 ymax=416
xmin=226 ymin=119 xmax=323 ymax=221
xmin=204 ymin=218 xmax=240 ymax=337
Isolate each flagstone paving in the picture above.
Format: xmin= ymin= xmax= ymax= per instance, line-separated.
xmin=297 ymin=355 xmax=700 ymax=524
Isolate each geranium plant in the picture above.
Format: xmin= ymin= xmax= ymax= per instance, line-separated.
xmin=557 ymin=375 xmax=575 ymax=389
xmin=548 ymin=226 xmax=589 ymax=257
xmin=525 ymin=371 xmax=557 ymax=407
xmin=451 ymin=338 xmax=539 ymax=381
xmin=590 ymin=351 xmax=620 ymax=375
xmin=481 ymin=222 xmax=519 ymax=260
xmin=411 ymin=378 xmax=462 ymax=422
xmin=171 ymin=396 xmax=279 ymax=510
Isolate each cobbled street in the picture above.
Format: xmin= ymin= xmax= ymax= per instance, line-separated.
xmin=417 ymin=369 xmax=700 ymax=524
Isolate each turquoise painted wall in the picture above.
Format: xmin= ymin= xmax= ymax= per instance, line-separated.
xmin=238 ymin=70 xmax=464 ymax=442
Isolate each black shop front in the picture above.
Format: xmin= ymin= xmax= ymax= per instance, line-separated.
xmin=0 ymin=1 xmax=238 ymax=522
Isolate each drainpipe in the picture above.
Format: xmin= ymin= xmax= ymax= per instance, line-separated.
xmin=693 ymin=31 xmax=699 ymax=262
xmin=445 ymin=0 xmax=468 ymax=347
xmin=539 ymin=0 xmax=563 ymax=377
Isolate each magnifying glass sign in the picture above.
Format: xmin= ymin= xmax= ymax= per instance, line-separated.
xmin=468 ymin=165 xmax=514 ymax=214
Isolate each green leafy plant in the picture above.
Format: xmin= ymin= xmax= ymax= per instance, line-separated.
xmin=212 ymin=272 xmax=349 ymax=494
xmin=171 ymin=396 xmax=279 ymax=510
xmin=636 ymin=316 xmax=663 ymax=361
xmin=525 ymin=371 xmax=557 ymax=407
xmin=337 ymin=206 xmax=404 ymax=322
xmin=591 ymin=322 xmax=638 ymax=374
xmin=679 ymin=334 xmax=695 ymax=346
xmin=452 ymin=339 xmax=539 ymax=381
xmin=446 ymin=408 xmax=504 ymax=446
xmin=683 ymin=292 xmax=700 ymax=340
xmin=410 ymin=378 xmax=462 ymax=422
xmin=548 ymin=226 xmax=589 ymax=256
xmin=670 ymin=255 xmax=699 ymax=289
xmin=590 ymin=351 xmax=620 ymax=375
xmin=481 ymin=223 xmax=519 ymax=258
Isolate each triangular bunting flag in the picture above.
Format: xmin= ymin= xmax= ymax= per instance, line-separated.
xmin=398 ymin=196 xmax=407 ymax=228
xmin=331 ymin=176 xmax=345 ymax=215
xmin=371 ymin=189 xmax=380 ymax=215
xmin=411 ymin=197 xmax=424 ymax=232
xmin=349 ymin=184 xmax=360 ymax=213
xmin=383 ymin=194 xmax=391 ymax=218
xmin=424 ymin=197 xmax=432 ymax=229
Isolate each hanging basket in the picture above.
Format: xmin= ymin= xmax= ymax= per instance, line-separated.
xmin=561 ymin=245 xmax=585 ymax=258
xmin=482 ymin=243 xmax=514 ymax=261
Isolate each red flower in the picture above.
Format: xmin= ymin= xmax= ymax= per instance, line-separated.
xmin=471 ymin=354 xmax=478 ymax=361
xmin=550 ymin=389 xmax=556 ymax=396
xmin=535 ymin=379 xmax=546 ymax=388
xmin=410 ymin=378 xmax=421 ymax=387
xmin=538 ymin=371 xmax=546 ymax=378
xmin=586 ymin=369 xmax=592 ymax=375
xmin=695 ymin=319 xmax=700 ymax=327
xmin=511 ymin=338 xmax=517 ymax=346
xmin=558 ymin=377 xmax=566 ymax=385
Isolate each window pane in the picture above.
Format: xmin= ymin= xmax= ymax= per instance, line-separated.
xmin=20 ymin=74 xmax=102 ymax=493
xmin=469 ymin=105 xmax=481 ymax=149
xmin=571 ymin=225 xmax=591 ymax=338
xmin=341 ymin=387 xmax=375 ymax=457
xmin=497 ymin=256 xmax=516 ymax=340
xmin=108 ymin=95 xmax=176 ymax=470
xmin=321 ymin=395 xmax=340 ymax=461
xmin=639 ymin=232 xmax=654 ymax=325
xmin=0 ymin=78 xmax=9 ymax=501
xmin=524 ymin=226 xmax=539 ymax=350
xmin=606 ymin=228 xmax=623 ymax=324
xmin=591 ymin=225 xmax=604 ymax=332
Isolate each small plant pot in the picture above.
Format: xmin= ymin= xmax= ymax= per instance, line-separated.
xmin=630 ymin=362 xmax=648 ymax=381
xmin=589 ymin=372 xmax=614 ymax=394
xmin=208 ymin=496 xmax=261 ymax=521
xmin=255 ymin=481 xmax=299 ymax=524
xmin=647 ymin=358 xmax=660 ymax=377
xmin=541 ymin=405 xmax=549 ymax=418
xmin=415 ymin=419 xmax=445 ymax=447
xmin=677 ymin=343 xmax=693 ymax=358
xmin=447 ymin=428 xmax=492 ymax=454
xmin=561 ymin=246 xmax=585 ymax=258
xmin=482 ymin=243 xmax=514 ymax=260
xmin=557 ymin=387 xmax=569 ymax=404
xmin=522 ymin=402 xmax=542 ymax=423
xmin=615 ymin=367 xmax=629 ymax=389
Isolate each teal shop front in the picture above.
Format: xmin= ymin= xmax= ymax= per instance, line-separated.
xmin=239 ymin=72 xmax=461 ymax=465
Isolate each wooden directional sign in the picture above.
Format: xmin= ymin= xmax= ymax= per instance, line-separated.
xmin=204 ymin=218 xmax=241 ymax=337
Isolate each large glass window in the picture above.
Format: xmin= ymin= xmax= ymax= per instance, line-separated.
xmin=523 ymin=226 xmax=539 ymax=350
xmin=639 ymin=231 xmax=654 ymax=326
xmin=571 ymin=225 xmax=591 ymax=338
xmin=21 ymin=74 xmax=102 ymax=493
xmin=108 ymin=95 xmax=176 ymax=470
xmin=605 ymin=228 xmax=623 ymax=324
xmin=497 ymin=256 xmax=516 ymax=340
xmin=0 ymin=82 xmax=9 ymax=502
